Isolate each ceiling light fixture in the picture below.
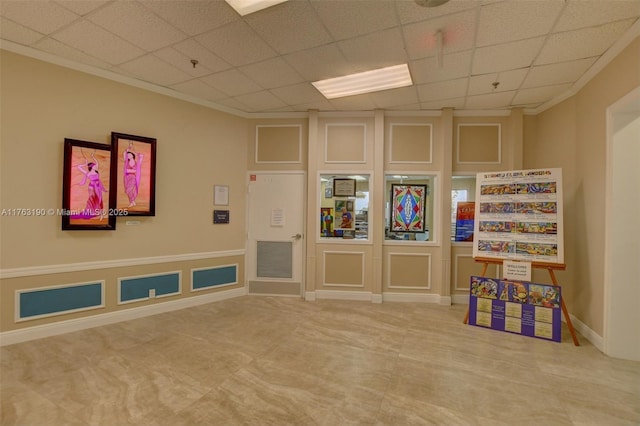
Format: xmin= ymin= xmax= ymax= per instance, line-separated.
xmin=312 ymin=64 xmax=413 ymax=99
xmin=225 ymin=0 xmax=288 ymax=16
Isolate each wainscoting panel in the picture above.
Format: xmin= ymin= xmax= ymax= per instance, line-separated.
xmin=16 ymin=281 xmax=104 ymax=322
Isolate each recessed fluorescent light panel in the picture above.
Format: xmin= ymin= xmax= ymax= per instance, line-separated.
xmin=225 ymin=0 xmax=288 ymax=16
xmin=312 ymin=64 xmax=413 ymax=99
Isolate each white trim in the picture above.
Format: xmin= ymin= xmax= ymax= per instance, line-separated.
xmin=0 ymin=249 xmax=245 ymax=279
xmin=255 ymin=124 xmax=302 ymax=164
xmin=1 ymin=287 xmax=247 ymax=347
xmin=382 ymin=292 xmax=440 ymax=303
xmin=389 ymin=123 xmax=433 ymax=164
xmin=304 ymin=291 xmax=317 ymax=301
xmin=387 ymin=252 xmax=431 ymax=290
xmin=322 ymin=251 xmax=365 ymax=287
xmin=191 ymin=263 xmax=239 ymax=292
xmin=0 ymin=40 xmax=249 ymax=119
xmin=15 ymin=280 xmax=105 ymax=323
xmin=439 ymin=296 xmax=452 ymax=306
xmin=566 ymin=313 xmax=602 ymax=352
xmin=456 ymin=123 xmax=502 ymax=165
xmin=324 ymin=123 xmax=367 ymax=164
xmin=385 ymin=110 xmax=442 ymax=117
xmin=453 ymin=110 xmax=511 ymax=117
xmin=531 ymin=19 xmax=640 ymax=115
xmin=371 ymin=294 xmax=383 ymax=304
xmin=452 ymin=294 xmax=469 ymax=304
xmin=318 ymin=111 xmax=375 ymax=118
xmin=117 ymin=271 xmax=182 ymax=305
xmin=315 ymin=290 xmax=372 ymax=301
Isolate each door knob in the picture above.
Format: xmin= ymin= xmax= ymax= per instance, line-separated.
xmin=291 ymin=233 xmax=302 ymax=240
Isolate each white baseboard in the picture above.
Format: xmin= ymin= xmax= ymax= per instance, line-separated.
xmin=371 ymin=294 xmax=383 ymax=304
xmin=0 ymin=286 xmax=247 ymax=347
xmin=566 ymin=313 xmax=603 ymax=351
xmin=382 ymin=293 xmax=441 ymax=303
xmin=315 ymin=290 xmax=373 ymax=301
xmin=304 ymin=291 xmax=317 ymax=301
xmin=439 ymin=296 xmax=452 ymax=306
xmin=452 ymin=294 xmax=469 ymax=304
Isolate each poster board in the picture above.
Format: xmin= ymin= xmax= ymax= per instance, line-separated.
xmin=472 ymin=168 xmax=564 ymax=264
xmin=468 ymin=275 xmax=562 ymax=342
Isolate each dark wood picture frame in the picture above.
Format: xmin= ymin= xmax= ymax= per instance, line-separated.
xmin=333 ymin=178 xmax=356 ymax=197
xmin=111 ymin=132 xmax=157 ymax=216
xmin=62 ymin=138 xmax=116 ymax=230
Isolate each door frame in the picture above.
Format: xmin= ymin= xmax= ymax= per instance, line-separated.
xmin=604 ymin=86 xmax=640 ymax=360
xmin=245 ymin=170 xmax=307 ymax=297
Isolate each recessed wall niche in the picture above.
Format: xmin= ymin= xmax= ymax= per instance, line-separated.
xmin=456 ymin=123 xmax=501 ymax=164
xmin=255 ymin=125 xmax=302 ymax=163
xmin=389 ymin=123 xmax=432 ymax=163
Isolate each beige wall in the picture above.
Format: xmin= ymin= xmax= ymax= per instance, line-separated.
xmin=0 ymin=51 xmax=248 ymax=269
xmin=524 ymin=37 xmax=640 ymax=335
xmin=0 ymin=51 xmax=248 ymax=332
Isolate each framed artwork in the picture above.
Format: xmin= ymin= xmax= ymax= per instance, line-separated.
xmin=390 ymin=184 xmax=427 ymax=232
xmin=62 ymin=138 xmax=116 ymax=230
xmin=333 ymin=178 xmax=356 ymax=197
xmin=320 ymin=207 xmax=334 ymax=236
xmin=111 ymin=132 xmax=157 ymax=216
xmin=334 ymin=199 xmax=355 ymax=231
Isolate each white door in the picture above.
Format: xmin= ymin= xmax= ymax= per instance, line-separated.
xmin=247 ymin=172 xmax=305 ymax=296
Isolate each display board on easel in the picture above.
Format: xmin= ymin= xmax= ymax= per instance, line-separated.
xmin=464 ymin=168 xmax=579 ymax=345
xmin=472 ymin=168 xmax=564 ymax=264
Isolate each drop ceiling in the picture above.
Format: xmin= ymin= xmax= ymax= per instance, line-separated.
xmin=1 ymin=0 xmax=639 ymax=116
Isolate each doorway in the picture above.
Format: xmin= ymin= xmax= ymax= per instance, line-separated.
xmin=604 ymin=87 xmax=640 ymax=361
xmin=247 ymin=172 xmax=305 ymax=296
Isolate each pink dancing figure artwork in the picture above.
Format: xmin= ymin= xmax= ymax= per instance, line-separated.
xmin=73 ymin=152 xmax=107 ymax=219
xmin=123 ymin=142 xmax=143 ymax=208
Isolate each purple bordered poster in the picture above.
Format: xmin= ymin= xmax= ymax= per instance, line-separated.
xmin=468 ymin=275 xmax=562 ymax=343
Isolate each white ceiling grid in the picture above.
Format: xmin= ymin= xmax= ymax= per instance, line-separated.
xmin=0 ymin=0 xmax=638 ymax=115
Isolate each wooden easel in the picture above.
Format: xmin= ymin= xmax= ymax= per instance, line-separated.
xmin=463 ymin=257 xmax=580 ymax=346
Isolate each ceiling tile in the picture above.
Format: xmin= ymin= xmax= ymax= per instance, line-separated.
xmin=410 ymin=50 xmax=473 ymax=85
xmin=243 ymin=1 xmax=332 ymax=55
xmin=200 ymin=69 xmax=262 ymax=97
xmin=154 ymin=47 xmax=212 ymax=78
xmin=52 ymin=20 xmax=145 ymax=65
xmin=289 ymin=98 xmax=335 ymax=112
xmin=310 ymin=0 xmax=398 ymax=41
xmin=55 ymin=1 xmax=108 ymax=16
xmin=417 ymin=78 xmax=468 ymax=102
xmin=212 ymin=96 xmax=250 ymax=112
xmin=468 ymin=68 xmax=528 ymax=96
xmin=476 ymin=0 xmax=564 ymax=47
xmin=170 ymin=79 xmax=227 ymax=102
xmin=465 ymin=91 xmax=516 ymax=109
xmin=170 ymin=39 xmax=231 ymax=74
xmin=87 ymin=2 xmax=187 ymax=51
xmin=370 ymin=86 xmax=420 ymax=109
xmin=512 ymin=83 xmax=572 ymax=105
xmin=283 ymin=43 xmax=352 ymax=81
xmin=338 ymin=28 xmax=408 ymax=72
xmin=402 ymin=9 xmax=477 ymax=60
xmin=421 ymin=97 xmax=465 ymax=110
xmin=234 ymin=90 xmax=287 ymax=112
xmin=34 ymin=37 xmax=113 ymax=69
xmin=535 ymin=19 xmax=635 ymax=65
xmin=472 ymin=37 xmax=545 ymax=75
xmin=0 ymin=1 xmax=78 ymax=35
xmin=239 ymin=57 xmax=304 ymax=90
xmin=140 ymin=0 xmax=239 ymax=36
xmin=118 ymin=54 xmax=193 ymax=86
xmin=328 ymin=93 xmax=377 ymax=111
xmin=396 ymin=0 xmax=478 ymax=25
xmin=554 ymin=0 xmax=640 ymax=32
xmin=522 ymin=57 xmax=597 ymax=89
xmin=195 ymin=20 xmax=277 ymax=67
xmin=0 ymin=17 xmax=44 ymax=45
xmin=270 ymin=82 xmax=326 ymax=106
